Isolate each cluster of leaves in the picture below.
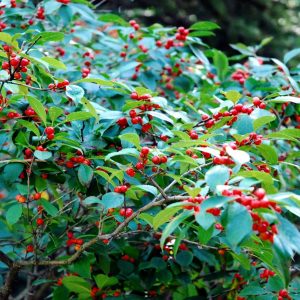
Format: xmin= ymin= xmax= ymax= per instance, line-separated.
xmin=0 ymin=0 xmax=299 ymax=299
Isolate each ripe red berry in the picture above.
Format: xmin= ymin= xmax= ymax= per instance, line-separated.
xmin=2 ymin=61 xmax=9 ymax=69
xmin=36 ymin=218 xmax=44 ymax=226
xmin=254 ymin=188 xmax=266 ymax=200
xmin=152 ymin=156 xmax=161 ymax=165
xmin=125 ymin=208 xmax=133 ymax=217
xmin=26 ymin=245 xmax=34 ymax=253
xmin=135 ymin=162 xmax=144 ymax=170
xmin=126 ymin=168 xmax=135 ymax=177
xmin=45 ymin=127 xmax=55 ymax=134
xmin=130 ymin=92 xmax=139 ymax=100
xmin=141 ymin=147 xmax=150 ymax=156
xmin=32 ymin=193 xmax=41 ymax=200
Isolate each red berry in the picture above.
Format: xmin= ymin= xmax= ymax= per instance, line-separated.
xmin=125 ymin=208 xmax=133 ymax=217
xmin=36 ymin=218 xmax=44 ymax=226
xmin=152 ymin=156 xmax=161 ymax=165
xmin=135 ymin=162 xmax=144 ymax=170
xmin=141 ymin=147 xmax=150 ymax=156
xmin=254 ymin=188 xmax=266 ymax=200
xmin=130 ymin=92 xmax=139 ymax=100
xmin=45 ymin=127 xmax=55 ymax=134
xmin=126 ymin=168 xmax=135 ymax=177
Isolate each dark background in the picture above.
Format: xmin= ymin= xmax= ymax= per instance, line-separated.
xmin=95 ymin=0 xmax=300 ymax=58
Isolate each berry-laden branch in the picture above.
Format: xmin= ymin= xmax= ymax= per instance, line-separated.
xmin=0 ymin=162 xmax=209 ymax=299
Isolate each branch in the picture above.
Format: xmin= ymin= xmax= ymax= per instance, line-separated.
xmin=0 ymin=252 xmax=13 ymax=267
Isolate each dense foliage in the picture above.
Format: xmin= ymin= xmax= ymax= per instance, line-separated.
xmin=99 ymin=0 xmax=300 ymax=59
xmin=0 ymin=1 xmax=299 ymax=299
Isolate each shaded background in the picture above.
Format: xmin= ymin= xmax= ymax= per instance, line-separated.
xmin=95 ymin=0 xmax=300 ymax=58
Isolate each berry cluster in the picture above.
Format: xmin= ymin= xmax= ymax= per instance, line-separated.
xmin=16 ymin=194 xmax=26 ymax=203
xmin=278 ymin=289 xmax=291 ymax=300
xmin=129 ymin=19 xmax=140 ymax=31
xmin=36 ymin=7 xmax=45 ymax=20
xmin=119 ymin=207 xmax=133 ymax=217
xmin=66 ymin=232 xmax=83 ymax=251
xmin=238 ymin=132 xmax=263 ymax=146
xmin=45 ymin=126 xmax=55 ymax=140
xmin=81 ymin=51 xmax=94 ymax=77
xmin=121 ymin=254 xmax=135 ymax=263
xmin=152 ymin=155 xmax=168 ymax=165
xmin=222 ymin=188 xmax=280 ymax=242
xmin=175 ymin=26 xmax=189 ymax=41
xmin=48 ymin=80 xmax=69 ymax=91
xmin=252 ymin=97 xmax=266 ymax=109
xmin=259 ymin=268 xmax=275 ymax=281
xmin=2 ymin=46 xmax=31 ymax=80
xmin=114 ymin=185 xmax=128 ymax=193
xmin=62 ymin=152 xmax=91 ymax=169
xmin=183 ymin=196 xmax=204 ymax=212
xmin=231 ymin=69 xmax=249 ymax=84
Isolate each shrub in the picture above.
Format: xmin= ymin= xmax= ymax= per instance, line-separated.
xmin=0 ymin=1 xmax=299 ymax=299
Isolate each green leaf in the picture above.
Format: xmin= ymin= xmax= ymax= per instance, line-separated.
xmin=72 ymin=256 xmax=91 ymax=278
xmin=201 ymin=196 xmax=233 ymax=210
xmin=49 ymin=107 xmax=64 ymax=123
xmin=66 ymin=85 xmax=85 ymax=104
xmin=119 ymin=133 xmax=140 ymax=149
xmin=83 ymin=196 xmax=102 ymax=205
xmin=98 ymin=13 xmax=128 ymax=26
xmin=81 ymin=98 xmax=99 ymax=123
xmin=176 ymin=251 xmax=194 ymax=267
xmin=188 ymin=31 xmax=215 ymax=37
xmin=3 ymin=163 xmax=24 ymax=183
xmin=36 ymin=32 xmax=65 ymax=44
xmin=64 ymin=111 xmax=93 ymax=123
xmin=183 ymin=186 xmax=201 ymax=198
xmin=94 ymin=274 xmax=119 ymax=289
xmin=75 ymin=78 xmax=115 ymax=87
xmin=34 ymin=150 xmax=52 ymax=160
xmin=231 ymin=252 xmax=251 ymax=270
xmin=105 ymin=148 xmax=139 ymax=161
xmin=160 ymin=210 xmax=193 ymax=248
xmin=190 ymin=21 xmax=220 ymax=31
xmin=41 ymin=57 xmax=66 ymax=69
xmin=205 ymin=165 xmax=230 ymax=191
xmin=0 ymin=32 xmax=19 ymax=48
xmin=237 ymin=171 xmax=277 ymax=193
xmin=195 ymin=210 xmax=215 ymax=230
xmin=6 ymin=204 xmax=22 ymax=225
xmin=27 ymin=96 xmax=47 ymax=125
xmin=39 ymin=199 xmax=58 ymax=217
xmin=225 ymin=202 xmax=252 ymax=247
xmin=253 ymin=115 xmax=276 ymax=130
xmin=222 ymin=90 xmax=242 ymax=103
xmin=256 ymin=144 xmax=278 ymax=164
xmin=17 ymin=119 xmax=40 ymax=137
xmin=213 ymin=50 xmax=228 ymax=80
xmin=131 ymin=185 xmax=158 ymax=196
xmin=284 ymin=48 xmax=300 ymax=64
xmin=226 ymin=147 xmax=250 ymax=165
xmin=239 ymin=284 xmax=267 ymax=296
xmin=78 ymin=164 xmax=93 ymax=186
xmin=268 ymin=96 xmax=300 ymax=104
xmin=0 ymin=70 xmax=9 ymax=80
xmin=101 ymin=192 xmax=124 ymax=209
xmin=153 ymin=206 xmax=182 ymax=230
xmin=62 ymin=276 xmax=91 ymax=294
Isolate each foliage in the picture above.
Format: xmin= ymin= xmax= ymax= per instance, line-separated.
xmin=99 ymin=0 xmax=300 ymax=59
xmin=0 ymin=1 xmax=299 ymax=299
